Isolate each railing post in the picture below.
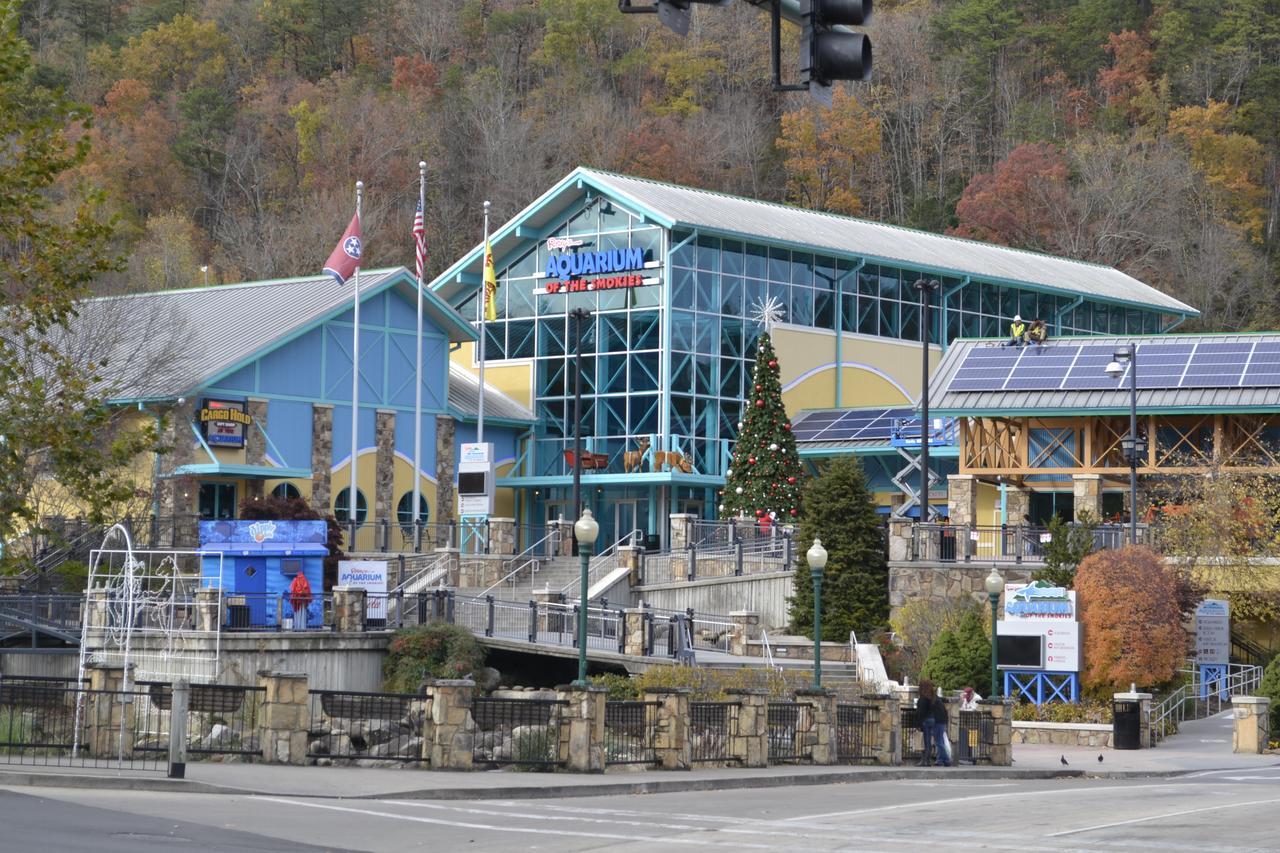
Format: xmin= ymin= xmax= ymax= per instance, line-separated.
xmin=963 ymin=524 xmax=972 ymax=563
xmin=784 ymin=532 xmax=793 ymax=569
xmin=528 ymin=599 xmax=537 ymax=643
xmin=687 ymin=544 xmax=696 ymax=582
xmin=617 ymin=609 xmax=626 ymax=654
xmin=449 ymin=519 xmax=458 ymax=549
xmin=485 ymin=594 xmax=495 ymax=637
xmin=168 ymin=680 xmax=189 ymax=779
xmin=735 ymin=542 xmax=744 ymax=576
xmin=446 ymin=590 xmax=455 ymax=624
xmin=484 ymin=519 xmax=491 ymax=554
xmin=667 ymin=616 xmax=678 ymax=657
xmin=1014 ymin=524 xmax=1023 ymax=564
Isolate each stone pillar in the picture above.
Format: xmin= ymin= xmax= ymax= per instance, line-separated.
xmin=333 ymin=587 xmax=367 ymax=632
xmin=1004 ymin=485 xmax=1031 ymax=526
xmin=1072 ymin=474 xmax=1103 ymax=522
xmin=557 ymin=685 xmax=606 ymax=772
xmin=864 ymin=693 xmax=901 ymax=765
xmin=618 ymin=545 xmax=642 ymax=583
xmin=725 ymin=688 xmax=768 ymax=767
xmin=310 ymin=404 xmax=334 ymax=514
xmin=947 ymin=475 xmax=977 ymax=526
xmin=1232 ymin=696 xmax=1271 ymax=754
xmin=623 ymin=608 xmax=648 ymax=656
xmin=434 ymin=547 xmax=460 ymax=586
xmin=729 ymin=611 xmax=760 ymax=656
xmin=427 ymin=679 xmax=476 ymax=769
xmin=434 ymin=414 xmax=456 ymax=546
xmin=195 ymin=587 xmax=222 ymax=632
xmin=1113 ymin=691 xmax=1153 ymax=748
xmin=258 ymin=671 xmax=310 ymax=764
xmin=85 ymin=665 xmax=134 ymax=759
xmin=669 ymin=514 xmax=695 ymax=550
xmin=155 ymin=397 xmax=197 ymax=542
xmin=796 ymin=688 xmax=838 ymax=765
xmin=981 ymin=698 xmax=1014 ymax=766
xmin=488 ymin=518 xmax=516 ymax=556
xmin=374 ymin=409 xmax=396 ymax=528
xmin=644 ymin=687 xmax=691 ymax=770
xmin=888 ymin=518 xmax=913 ymax=562
xmin=243 ymin=398 xmax=269 ymax=501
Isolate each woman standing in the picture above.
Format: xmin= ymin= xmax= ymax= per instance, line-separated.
xmin=917 ymin=680 xmax=938 ymax=766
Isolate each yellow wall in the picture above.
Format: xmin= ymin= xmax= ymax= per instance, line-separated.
xmin=773 ymin=326 xmax=939 ymax=416
xmin=450 ymin=341 xmax=534 ymax=409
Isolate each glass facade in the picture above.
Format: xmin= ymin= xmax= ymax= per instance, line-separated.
xmin=466 ymin=197 xmax=1176 ymax=534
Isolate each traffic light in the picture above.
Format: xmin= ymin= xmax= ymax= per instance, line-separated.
xmin=618 ymin=0 xmax=731 ymax=38
xmin=800 ymin=0 xmax=872 ymax=102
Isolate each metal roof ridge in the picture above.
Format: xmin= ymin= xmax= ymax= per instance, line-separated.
xmin=447 ymin=362 xmax=535 ymax=418
xmin=83 ymin=267 xmax=402 ymax=302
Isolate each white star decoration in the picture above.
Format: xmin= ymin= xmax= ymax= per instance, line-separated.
xmin=750 ymin=296 xmax=786 ymax=331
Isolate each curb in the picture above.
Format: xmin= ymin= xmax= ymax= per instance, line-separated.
xmin=0 ymin=766 xmax=1215 ymax=800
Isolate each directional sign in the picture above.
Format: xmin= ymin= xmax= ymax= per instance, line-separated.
xmin=1195 ymin=599 xmax=1230 ymax=665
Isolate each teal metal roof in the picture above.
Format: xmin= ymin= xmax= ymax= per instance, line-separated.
xmin=430 ymin=167 xmax=1197 ymax=318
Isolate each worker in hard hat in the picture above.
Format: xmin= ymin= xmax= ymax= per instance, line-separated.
xmin=1007 ymin=315 xmax=1027 ymax=347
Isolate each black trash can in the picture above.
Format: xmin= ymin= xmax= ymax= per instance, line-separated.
xmin=645 ymin=533 xmax=660 ymax=552
xmin=1113 ymin=699 xmax=1141 ymax=750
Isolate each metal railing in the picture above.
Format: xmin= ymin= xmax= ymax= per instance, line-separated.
xmin=900 ymin=706 xmax=923 ymax=762
xmin=137 ymin=682 xmax=265 ymax=758
xmin=906 ymin=522 xmax=1151 ymax=563
xmin=560 ymin=528 xmax=643 ymax=599
xmin=477 ymin=527 xmax=563 ymax=599
xmin=688 ymin=701 xmax=736 ymax=763
xmin=222 ymin=592 xmax=329 ymax=631
xmin=391 ymin=552 xmax=452 ymax=596
xmin=638 ymin=533 xmax=794 ymax=586
xmin=472 ymin=697 xmax=566 ymax=768
xmin=836 ymin=704 xmax=878 ymax=764
xmin=648 ymin=606 xmax=735 ymax=654
xmin=307 ymin=688 xmax=427 ymax=762
xmin=0 ymin=595 xmax=85 ymax=639
xmin=1149 ymin=663 xmax=1263 ymax=745
xmin=766 ymin=701 xmax=806 ymax=763
xmin=604 ymin=700 xmax=659 ymax=765
xmin=956 ymin=709 xmax=993 ymax=764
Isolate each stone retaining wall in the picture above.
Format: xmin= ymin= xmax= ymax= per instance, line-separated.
xmin=889 ymin=563 xmax=1035 ymax=622
xmin=1012 ymin=720 xmax=1113 ymax=749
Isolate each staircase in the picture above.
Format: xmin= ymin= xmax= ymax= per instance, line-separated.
xmin=458 ymin=556 xmax=586 ymax=600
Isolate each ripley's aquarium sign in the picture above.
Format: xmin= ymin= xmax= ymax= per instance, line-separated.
xmin=543 ymin=246 xmax=648 ymax=294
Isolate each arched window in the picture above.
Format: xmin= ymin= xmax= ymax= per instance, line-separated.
xmin=396 ymin=492 xmax=430 ymax=532
xmin=271 ymin=482 xmax=301 ymax=500
xmin=333 ymin=488 xmax=368 ymax=524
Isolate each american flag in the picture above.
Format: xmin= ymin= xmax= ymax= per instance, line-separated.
xmin=412 ymin=199 xmax=426 ymax=280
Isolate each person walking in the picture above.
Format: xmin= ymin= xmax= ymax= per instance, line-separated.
xmin=933 ymin=689 xmax=952 ymax=766
xmin=288 ymin=570 xmax=313 ymax=631
xmin=917 ymin=679 xmax=941 ymax=766
xmin=1007 ymin=315 xmax=1027 ymax=346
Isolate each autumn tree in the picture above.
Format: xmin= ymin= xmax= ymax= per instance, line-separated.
xmin=0 ymin=9 xmax=158 ymax=572
xmin=950 ymin=142 xmax=1072 ymax=251
xmin=1074 ymin=547 xmax=1187 ymax=697
xmin=778 ymin=88 xmax=882 ymax=216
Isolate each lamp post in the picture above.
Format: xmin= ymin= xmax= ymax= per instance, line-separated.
xmin=569 ymin=307 xmax=591 ymax=522
xmin=984 ymin=568 xmax=1003 ymax=699
xmin=807 ymin=538 xmax=828 ymax=688
xmin=573 ymin=508 xmax=599 ymax=685
xmin=914 ymin=279 xmax=940 ymax=522
xmin=1104 ymin=345 xmax=1142 ymax=545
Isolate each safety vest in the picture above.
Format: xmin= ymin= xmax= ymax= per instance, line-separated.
xmin=1010 ymin=321 xmax=1026 ymax=338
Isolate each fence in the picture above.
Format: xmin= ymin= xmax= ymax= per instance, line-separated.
xmin=836 ymin=704 xmax=878 ymax=764
xmin=471 ymin=697 xmax=566 ymax=768
xmin=223 ymin=592 xmax=330 ymax=631
xmin=0 ymin=675 xmax=167 ymax=772
xmin=688 ymin=701 xmax=736 ymax=763
xmin=136 ymin=681 xmax=264 ymax=758
xmin=766 ymin=701 xmax=805 ymax=763
xmin=307 ymin=688 xmax=427 ymax=762
xmin=604 ymin=701 xmax=659 ymax=766
xmin=639 ymin=536 xmax=794 ymax=586
xmin=901 ymin=706 xmax=923 ymax=762
xmin=1149 ymin=663 xmax=1263 ymax=745
xmin=956 ymin=709 xmax=992 ymax=764
xmin=907 ymin=522 xmax=1150 ymax=563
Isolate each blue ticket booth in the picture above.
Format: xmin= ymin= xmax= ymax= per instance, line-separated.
xmin=199 ymin=520 xmax=327 ymax=629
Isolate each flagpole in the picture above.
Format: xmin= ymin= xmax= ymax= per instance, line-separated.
xmin=350 ymin=181 xmax=364 ymax=541
xmin=413 ymin=162 xmax=426 ymax=543
xmin=478 ymin=200 xmax=490 ymax=445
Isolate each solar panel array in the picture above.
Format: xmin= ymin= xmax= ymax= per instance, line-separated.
xmin=791 ymin=407 xmax=917 ymax=443
xmin=949 ymin=340 xmax=1280 ymax=393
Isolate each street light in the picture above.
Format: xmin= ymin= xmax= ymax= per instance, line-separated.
xmin=569 ymin=307 xmax=592 ymax=522
xmin=572 ymin=508 xmax=599 ymax=685
xmin=914 ymin=279 xmax=941 ymax=522
xmin=1104 ymin=344 xmax=1142 ymax=546
xmin=984 ymin=568 xmax=1004 ymax=699
xmin=200 ymin=265 xmax=209 ymax=286
xmin=807 ymin=538 xmax=828 ymax=688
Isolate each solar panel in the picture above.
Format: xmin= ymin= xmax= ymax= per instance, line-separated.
xmin=950 ymin=339 xmax=1280 ymax=394
xmin=792 ymin=407 xmax=918 ymax=442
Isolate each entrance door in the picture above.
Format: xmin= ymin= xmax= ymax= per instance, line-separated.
xmin=614 ymin=500 xmax=640 ymax=546
xmin=545 ymin=501 xmax=572 ymax=556
xmin=199 ymin=483 xmax=237 ymax=519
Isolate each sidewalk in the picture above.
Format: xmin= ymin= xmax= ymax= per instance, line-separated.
xmin=1 ymin=712 xmax=1274 ymax=801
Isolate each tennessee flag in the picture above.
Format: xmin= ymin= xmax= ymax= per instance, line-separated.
xmin=482 ymin=239 xmax=498 ymax=321
xmin=323 ymin=213 xmax=362 ymax=286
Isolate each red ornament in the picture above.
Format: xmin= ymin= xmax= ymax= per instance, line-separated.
xmin=790 ymin=509 xmax=798 ymax=517
xmin=755 ymin=383 xmax=762 ymax=391
xmin=783 ymin=423 xmax=791 ymax=430
xmin=787 ymin=476 xmax=797 ymax=484
xmin=755 ymin=399 xmax=764 ymax=408
xmin=756 ymin=509 xmax=765 ymax=517
xmin=769 ymin=360 xmax=778 ymax=368
xmin=748 ymin=457 xmax=756 ymax=464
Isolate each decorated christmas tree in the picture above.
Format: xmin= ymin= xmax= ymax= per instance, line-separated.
xmin=720 ymin=298 xmax=805 ymax=525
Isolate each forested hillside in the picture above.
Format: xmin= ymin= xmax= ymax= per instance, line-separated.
xmin=17 ymin=0 xmax=1280 ymax=328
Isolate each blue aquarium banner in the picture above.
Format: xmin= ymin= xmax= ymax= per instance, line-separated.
xmin=199 ymin=519 xmax=328 ymax=546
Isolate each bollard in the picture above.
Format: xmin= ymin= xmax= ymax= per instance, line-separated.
xmin=168 ymin=680 xmax=189 ymax=779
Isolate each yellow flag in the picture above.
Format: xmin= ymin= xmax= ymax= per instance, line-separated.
xmin=482 ymin=239 xmax=498 ymax=322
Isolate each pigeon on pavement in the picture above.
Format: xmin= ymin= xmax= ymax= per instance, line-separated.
xmin=1098 ymin=754 xmax=1104 ymax=763
xmin=1060 ymin=755 xmax=1069 ymax=766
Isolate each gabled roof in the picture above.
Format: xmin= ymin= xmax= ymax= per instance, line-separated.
xmin=71 ymin=268 xmax=475 ymax=402
xmin=928 ymin=334 xmax=1280 ymax=415
xmin=447 ymin=363 xmax=535 ymax=424
xmin=430 ymin=167 xmax=1197 ymax=317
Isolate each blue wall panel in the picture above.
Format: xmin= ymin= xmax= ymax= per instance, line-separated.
xmin=424 ymin=336 xmax=448 ymax=410
xmin=387 ymin=331 xmax=417 ymax=408
xmin=330 ymin=405 xmax=379 ymax=468
xmin=394 ymin=412 xmax=437 ymax=474
xmin=217 ymin=364 xmax=255 ymax=392
xmin=324 ymin=324 xmax=354 ymax=402
xmin=452 ymin=423 xmax=519 ymax=465
xmin=387 ymin=287 xmax=419 ymax=330
xmin=259 ymin=327 xmax=323 ymax=398
xmin=359 ymin=329 xmax=385 ymax=403
xmin=264 ymin=398 xmax=313 ymax=469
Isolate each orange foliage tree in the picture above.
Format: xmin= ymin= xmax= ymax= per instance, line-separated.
xmin=1074 ymin=546 xmax=1186 ymax=697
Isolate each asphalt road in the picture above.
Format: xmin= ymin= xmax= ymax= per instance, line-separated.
xmin=4 ymin=771 xmax=1280 ymax=852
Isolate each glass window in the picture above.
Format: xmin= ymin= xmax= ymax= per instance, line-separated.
xmin=696 ymin=235 xmax=720 ymax=272
xmin=814 ymin=289 xmax=834 ymax=330
xmin=815 ymin=256 xmax=837 ymax=287
xmin=396 ymin=492 xmax=429 ymax=530
xmin=840 ymin=290 xmax=856 ymax=331
xmin=878 ymin=268 xmax=900 ymax=300
xmin=720 ymin=318 xmax=742 ymax=358
xmin=333 ymin=488 xmax=368 ymax=524
xmin=981 ymin=283 xmax=1001 ymax=315
xmin=671 ymin=310 xmax=695 ymax=352
xmin=768 ymin=246 xmax=790 ymax=283
xmin=630 ymin=311 xmax=660 ymax=350
xmin=695 ymin=271 xmax=719 ymax=313
xmin=672 ymin=267 xmax=696 ymax=309
xmin=484 ymin=324 xmax=504 ymax=359
xmin=199 ymin=483 xmax=237 ymax=520
xmin=744 ymin=278 xmax=767 ymax=313
xmin=745 ymin=243 xmax=768 ymax=279
xmin=901 ymin=300 xmax=920 ymax=342
xmin=961 ymin=283 xmax=980 ymax=313
xmin=791 ymin=252 xmax=814 ymax=286
xmin=271 ymin=482 xmax=301 ymax=501
xmin=1001 ymin=287 xmax=1019 ymax=318
xmin=721 ymin=276 xmax=743 ymax=316
xmin=790 ymin=285 xmax=814 ymax=327
xmin=671 ymin=232 xmax=695 ymax=268
xmin=858 ymin=269 xmax=877 ymax=297
xmin=981 ymin=315 xmax=1001 ymax=337
xmin=670 ymin=354 xmax=693 ymax=392
xmin=507 ymin=245 xmax=538 ymax=278
xmin=695 ymin=314 xmax=719 ymax=354
xmin=538 ymin=318 xmax=565 ymax=357
xmin=858 ymin=295 xmax=878 ymax=336
xmin=879 ymin=299 xmax=899 ymax=338
xmin=721 ymin=239 xmax=744 ymax=276
xmin=1020 ymin=291 xmax=1037 ymax=319
xmin=633 ymin=226 xmax=661 ymax=258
